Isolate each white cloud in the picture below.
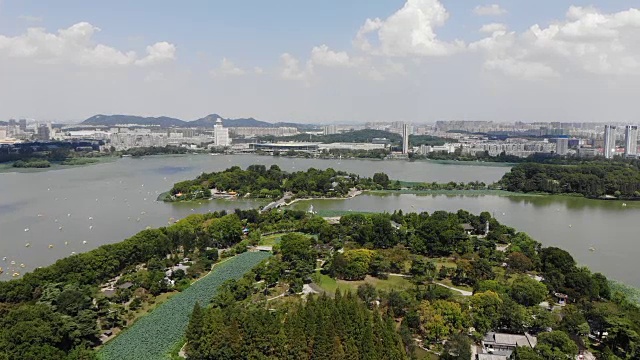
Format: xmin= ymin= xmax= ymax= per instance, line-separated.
xmin=210 ymin=58 xmax=245 ymax=77
xmin=310 ymin=45 xmax=351 ymax=67
xmin=135 ymin=42 xmax=176 ymax=66
xmin=471 ymin=6 xmax=640 ymax=79
xmin=0 ymin=22 xmax=176 ymax=67
xmin=253 ymin=66 xmax=264 ymax=75
xmin=474 ymin=4 xmax=507 ymax=16
xmin=18 ymin=15 xmax=43 ymax=23
xmin=354 ymin=0 xmax=464 ymax=57
xmin=279 ymin=53 xmax=310 ymax=81
xmin=479 ymin=23 xmax=507 ymax=33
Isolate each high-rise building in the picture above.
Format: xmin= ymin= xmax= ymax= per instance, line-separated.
xmin=323 ymin=125 xmax=337 ymax=135
xmin=19 ymin=119 xmax=27 ymax=132
xmin=624 ymin=125 xmax=638 ymax=157
xmin=555 ymin=138 xmax=569 ymax=156
xmin=37 ymin=124 xmax=50 ymax=140
xmin=402 ymin=123 xmax=410 ymax=155
xmin=213 ymin=118 xmax=230 ymax=147
xmin=604 ymin=125 xmax=617 ymax=159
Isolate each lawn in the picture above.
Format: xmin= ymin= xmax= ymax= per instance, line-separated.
xmin=259 ymin=232 xmax=316 ymax=246
xmin=313 ymin=272 xmax=414 ymax=294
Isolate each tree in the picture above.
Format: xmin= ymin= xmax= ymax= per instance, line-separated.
xmin=536 ymin=331 xmax=579 ymax=358
xmin=357 ymin=284 xmax=377 ymax=306
xmin=185 ymin=302 xmax=204 ymax=354
xmin=372 ymin=172 xmax=390 ymax=189
xmin=441 ymin=334 xmax=472 ymax=360
xmin=510 ymin=276 xmax=548 ymax=306
xmin=507 ymin=252 xmax=534 ymax=273
xmin=470 ymin=291 xmax=503 ymax=334
xmin=418 ymin=300 xmax=466 ymax=342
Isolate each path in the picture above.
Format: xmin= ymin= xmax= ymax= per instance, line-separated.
xmin=386 ymin=273 xmax=472 ymax=296
xmin=261 ymin=192 xmax=293 ymax=213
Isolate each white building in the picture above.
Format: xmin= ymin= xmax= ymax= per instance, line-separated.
xmin=555 ymin=138 xmax=569 ymax=155
xmin=402 ymin=123 xmax=410 ymax=154
xmin=624 ymin=125 xmax=638 ymax=157
xmin=213 ymin=118 xmax=230 ymax=147
xmin=604 ymin=125 xmax=617 ymax=159
xmin=323 ymin=125 xmax=338 ymax=135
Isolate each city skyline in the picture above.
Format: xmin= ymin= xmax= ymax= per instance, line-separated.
xmin=2 ymin=1 xmax=640 ymax=123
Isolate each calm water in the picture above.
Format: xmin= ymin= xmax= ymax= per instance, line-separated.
xmin=1 ymin=155 xmax=637 ymax=288
xmin=0 ymin=155 xmax=507 ymax=278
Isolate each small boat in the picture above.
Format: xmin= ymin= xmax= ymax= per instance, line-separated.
xmin=12 ymin=272 xmax=20 ymax=277
xmin=25 ymin=243 xmax=30 ymax=247
xmin=20 ymin=264 xmax=25 ymax=268
xmin=89 ymin=226 xmax=93 ymax=230
xmin=83 ymin=241 xmax=87 ymax=244
xmin=24 ymin=228 xmax=29 ymax=232
xmin=48 ymin=244 xmax=54 ymax=249
xmin=64 ymin=241 xmax=68 ymax=245
xmin=37 ymin=214 xmax=43 ymax=217
xmin=569 ymin=224 xmax=572 ymax=228
xmin=88 ymin=216 xmax=93 ymax=220
xmin=59 ymin=226 xmax=63 ymax=230
xmin=10 ymin=261 xmax=16 ymax=265
xmin=1 ymin=257 xmax=6 ymax=261
xmin=589 ymin=247 xmax=596 ymax=252
xmin=67 ymin=213 xmax=71 ymax=217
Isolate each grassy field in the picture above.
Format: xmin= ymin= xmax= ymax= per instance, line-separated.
xmin=415 ymin=347 xmax=439 ymax=360
xmin=313 ymin=272 xmax=414 ymax=294
xmin=259 ymin=232 xmax=316 ymax=246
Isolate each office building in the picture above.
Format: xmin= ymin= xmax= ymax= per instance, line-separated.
xmin=213 ymin=118 xmax=230 ymax=147
xmin=19 ymin=119 xmax=27 ymax=132
xmin=555 ymin=138 xmax=569 ymax=155
xmin=624 ymin=125 xmax=638 ymax=157
xmin=402 ymin=123 xmax=410 ymax=154
xmin=37 ymin=124 xmax=50 ymax=140
xmin=604 ymin=125 xmax=616 ymax=159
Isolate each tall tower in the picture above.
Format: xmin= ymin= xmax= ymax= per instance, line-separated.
xmin=604 ymin=125 xmax=617 ymax=159
xmin=624 ymin=125 xmax=638 ymax=158
xmin=402 ymin=123 xmax=409 ymax=155
xmin=214 ymin=118 xmax=230 ymax=147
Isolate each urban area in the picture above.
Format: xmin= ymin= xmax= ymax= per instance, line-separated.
xmin=0 ymin=115 xmax=637 ymax=160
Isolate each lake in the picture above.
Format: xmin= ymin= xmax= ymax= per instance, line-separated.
xmin=1 ymin=154 xmax=638 ymax=288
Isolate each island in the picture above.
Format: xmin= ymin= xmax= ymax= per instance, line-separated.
xmin=164 ymin=165 xmax=383 ymax=202
xmin=0 ymin=206 xmax=638 ymax=359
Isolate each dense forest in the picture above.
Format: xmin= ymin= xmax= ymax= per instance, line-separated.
xmin=168 ymin=165 xmax=387 ymax=200
xmin=499 ymin=162 xmax=640 ymax=198
xmin=186 ymin=293 xmax=407 ymax=360
xmin=119 ymin=145 xmax=189 ymax=157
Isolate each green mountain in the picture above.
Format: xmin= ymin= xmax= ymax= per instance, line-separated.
xmin=80 ymin=114 xmax=303 ymax=128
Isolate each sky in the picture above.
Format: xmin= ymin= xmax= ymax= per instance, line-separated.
xmin=1 ymin=0 xmax=640 ymax=124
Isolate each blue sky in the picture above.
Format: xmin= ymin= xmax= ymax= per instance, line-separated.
xmin=1 ymin=0 xmax=640 ymax=123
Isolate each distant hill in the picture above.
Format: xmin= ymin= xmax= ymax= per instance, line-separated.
xmin=82 ymin=115 xmax=185 ymax=128
xmin=190 ymin=114 xmax=274 ymax=128
xmin=80 ymin=114 xmax=307 ymax=129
